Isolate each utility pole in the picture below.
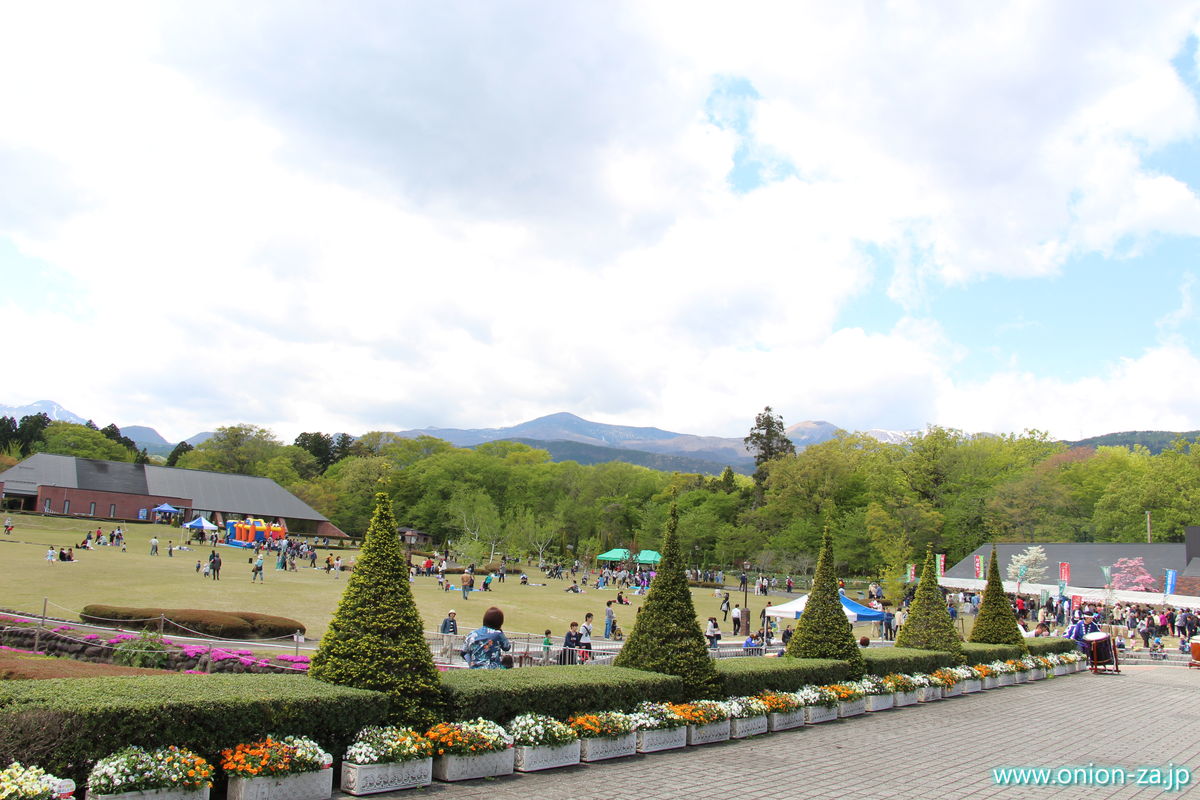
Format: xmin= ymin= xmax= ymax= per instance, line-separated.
xmin=1146 ymin=510 xmax=1152 ymax=544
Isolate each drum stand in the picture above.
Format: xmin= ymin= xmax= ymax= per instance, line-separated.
xmin=1088 ymin=637 xmax=1120 ymax=674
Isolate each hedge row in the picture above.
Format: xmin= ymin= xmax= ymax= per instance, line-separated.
xmin=714 ymin=657 xmax=851 ymax=695
xmin=0 ymin=675 xmax=385 ymax=789
xmin=960 ymin=642 xmax=1024 ymax=663
xmin=80 ymin=605 xmax=306 ymax=638
xmin=440 ymin=666 xmax=685 ymax=722
xmin=1025 ymin=638 xmax=1079 ymax=656
xmin=861 ymin=647 xmax=959 ymax=676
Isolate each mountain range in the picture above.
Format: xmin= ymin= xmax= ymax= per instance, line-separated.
xmin=5 ymin=401 xmax=1194 ymax=475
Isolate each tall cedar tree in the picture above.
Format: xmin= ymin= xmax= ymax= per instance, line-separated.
xmin=968 ymin=547 xmax=1028 ymax=651
xmin=310 ymin=492 xmax=443 ymax=726
xmin=894 ymin=548 xmax=965 ymax=663
xmin=613 ymin=504 xmax=722 ymax=698
xmin=783 ymin=529 xmax=866 ymax=677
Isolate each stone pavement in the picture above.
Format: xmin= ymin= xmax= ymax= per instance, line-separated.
xmin=335 ymin=665 xmax=1199 ymax=800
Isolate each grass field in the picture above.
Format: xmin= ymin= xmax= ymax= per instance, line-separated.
xmin=0 ymin=512 xmax=820 ymax=642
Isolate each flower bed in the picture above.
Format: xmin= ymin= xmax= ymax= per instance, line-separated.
xmin=630 ymin=702 xmax=688 ymax=752
xmin=89 ymin=745 xmax=213 ymax=800
xmin=508 ymin=714 xmax=581 ymax=772
xmin=725 ymin=696 xmax=769 ymax=738
xmin=569 ymin=712 xmax=636 ymax=762
xmin=341 ymin=726 xmax=433 ymax=794
xmin=222 ymin=736 xmax=332 ymax=800
xmin=759 ymin=691 xmax=805 ymax=731
xmin=0 ymin=762 xmax=73 ymax=800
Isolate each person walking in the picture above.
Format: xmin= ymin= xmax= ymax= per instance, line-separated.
xmin=211 ymin=552 xmax=222 ymax=580
xmin=461 ymin=571 xmax=471 ymax=600
xmin=45 ymin=546 xmax=55 ymax=564
xmin=604 ymin=601 xmax=615 ymax=639
xmin=721 ymin=593 xmax=731 ymax=622
xmin=439 ymin=610 xmax=458 ymax=661
xmin=732 ymin=604 xmax=742 ymax=635
xmin=252 ymin=554 xmax=265 ymax=582
xmin=149 ymin=536 xmax=159 ymax=556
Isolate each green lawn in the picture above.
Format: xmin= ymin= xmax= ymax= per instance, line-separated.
xmin=2 ymin=512 xmax=831 ymax=642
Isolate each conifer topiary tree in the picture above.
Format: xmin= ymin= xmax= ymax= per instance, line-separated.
xmin=613 ymin=504 xmax=722 ymax=698
xmin=784 ymin=529 xmax=866 ymax=678
xmin=894 ymin=547 xmax=965 ymax=663
xmin=310 ymin=492 xmax=443 ymax=726
xmin=969 ymin=546 xmax=1028 ymax=652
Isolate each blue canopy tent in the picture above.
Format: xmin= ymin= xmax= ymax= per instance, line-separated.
xmin=764 ymin=593 xmax=885 ymax=622
xmin=183 ymin=516 xmax=218 ymax=531
xmin=152 ymin=503 xmax=179 ymax=514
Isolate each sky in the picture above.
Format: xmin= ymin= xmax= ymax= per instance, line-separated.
xmin=2 ymin=1 xmax=1200 ymax=444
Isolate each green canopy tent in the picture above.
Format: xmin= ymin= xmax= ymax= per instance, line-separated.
xmin=635 ymin=550 xmax=662 ymax=564
xmin=596 ymin=548 xmax=633 ymax=562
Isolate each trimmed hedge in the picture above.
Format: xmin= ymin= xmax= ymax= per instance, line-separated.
xmin=80 ymin=605 xmax=306 ymax=638
xmin=0 ymin=675 xmax=385 ymax=789
xmin=714 ymin=657 xmax=851 ymax=695
xmin=440 ymin=666 xmax=685 ymax=722
xmin=861 ymin=647 xmax=959 ymax=676
xmin=1026 ymin=638 xmax=1078 ymax=656
xmin=960 ymin=642 xmax=1024 ymax=663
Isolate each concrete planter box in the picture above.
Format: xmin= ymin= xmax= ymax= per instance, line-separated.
xmin=636 ymin=727 xmax=687 ymax=753
xmin=686 ymin=720 xmax=731 ymax=745
xmin=579 ymin=733 xmax=636 ymax=762
xmin=982 ymin=676 xmax=999 ymax=690
xmin=803 ymin=705 xmax=838 ymax=725
xmin=1071 ymin=661 xmax=1085 ymax=673
xmin=91 ymin=789 xmax=210 ymax=800
xmin=893 ymin=691 xmax=918 ymax=708
xmin=942 ymin=683 xmax=963 ymax=697
xmin=961 ymin=678 xmax=982 ymax=694
xmin=768 ymin=710 xmax=806 ymax=731
xmin=340 ymin=759 xmax=432 ymax=795
xmin=864 ymin=694 xmax=893 ymax=712
xmin=997 ymin=673 xmax=1015 ymax=687
xmin=227 ymin=769 xmax=332 ymax=800
xmin=916 ymin=686 xmax=942 ymax=702
xmin=837 ymin=698 xmax=866 ymax=717
xmin=432 ymin=749 xmax=514 ymax=782
xmin=1053 ymin=664 xmax=1069 ymax=676
xmin=513 ymin=741 xmax=580 ymax=772
xmin=729 ymin=716 xmax=768 ymax=739
xmin=1028 ymin=668 xmax=1046 ymax=681
xmin=1013 ymin=670 xmax=1029 ymax=683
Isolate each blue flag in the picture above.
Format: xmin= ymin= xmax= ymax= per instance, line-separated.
xmin=1164 ymin=569 xmax=1178 ymax=596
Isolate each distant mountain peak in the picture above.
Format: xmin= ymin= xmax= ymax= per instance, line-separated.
xmin=0 ymin=400 xmax=87 ymax=425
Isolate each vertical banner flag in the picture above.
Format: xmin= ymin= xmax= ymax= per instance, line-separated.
xmin=973 ymin=555 xmax=983 ymax=579
xmin=1057 ymin=580 xmax=1067 ymax=596
xmin=1039 ymin=589 xmax=1050 ymax=605
xmin=906 ymin=564 xmax=916 ymax=583
xmin=1165 ymin=569 xmax=1178 ymax=596
xmin=1100 ymin=566 xmax=1111 ymax=586
xmin=937 ymin=553 xmax=946 ymax=576
xmin=1059 ymin=562 xmax=1070 ymax=583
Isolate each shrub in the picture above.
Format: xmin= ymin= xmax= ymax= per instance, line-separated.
xmin=79 ymin=606 xmax=305 ymax=639
xmin=613 ymin=505 xmax=722 ymax=697
xmin=968 ymin=547 xmax=1029 ymax=653
xmin=440 ymin=665 xmax=685 ymax=722
xmin=310 ymin=493 xmax=444 ymax=729
xmin=1025 ymin=638 xmax=1077 ymax=656
xmin=784 ymin=530 xmax=866 ymax=678
xmin=861 ymin=647 xmax=959 ymax=676
xmin=0 ymin=675 xmax=385 ymax=789
xmin=961 ymin=642 xmax=1024 ymax=663
xmin=894 ymin=549 xmax=964 ymax=663
xmin=112 ymin=631 xmax=170 ymax=669
xmin=715 ymin=657 xmax=851 ymax=695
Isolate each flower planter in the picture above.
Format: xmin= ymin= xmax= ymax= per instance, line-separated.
xmin=729 ymin=716 xmax=768 ymax=739
xmin=1052 ymin=664 xmax=1069 ymax=676
xmin=961 ymin=679 xmax=982 ymax=694
xmin=579 ymin=733 xmax=636 ymax=762
xmin=513 ymin=741 xmax=580 ymax=772
xmin=1029 ymin=668 xmax=1045 ymax=681
xmin=803 ymin=705 xmax=838 ymax=725
xmin=227 ymin=769 xmax=332 ymax=800
xmin=1071 ymin=661 xmax=1085 ymax=673
xmin=768 ymin=710 xmax=806 ymax=731
xmin=916 ymin=686 xmax=942 ymax=702
xmin=982 ymin=676 xmax=999 ymax=690
xmin=432 ymin=749 xmax=515 ymax=782
xmin=686 ymin=720 xmax=731 ymax=745
xmin=837 ymin=698 xmax=866 ymax=718
xmin=91 ymin=790 xmax=210 ymax=800
xmin=893 ymin=691 xmax=918 ymax=708
xmin=997 ymin=673 xmax=1015 ymax=687
xmin=864 ymin=694 xmax=894 ymax=712
xmin=341 ymin=759 xmax=432 ymax=795
xmin=1013 ymin=671 xmax=1028 ymax=683
xmin=942 ymin=683 xmax=963 ymax=697
xmin=636 ymin=727 xmax=687 ymax=753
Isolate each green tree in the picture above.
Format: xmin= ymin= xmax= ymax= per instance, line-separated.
xmin=294 ymin=432 xmax=335 ymax=472
xmin=309 ymin=492 xmax=443 ymax=727
xmin=38 ymin=421 xmax=134 ymax=461
xmin=613 ymin=504 xmax=721 ymax=698
xmin=17 ymin=413 xmax=51 ymax=456
xmin=744 ymin=406 xmax=796 ymax=488
xmin=177 ymin=424 xmax=282 ymax=475
xmin=894 ymin=548 xmax=964 ymax=662
xmin=969 ymin=547 xmax=1027 ymax=651
xmin=783 ymin=529 xmax=866 ymax=677
xmin=165 ymin=440 xmax=194 ymax=467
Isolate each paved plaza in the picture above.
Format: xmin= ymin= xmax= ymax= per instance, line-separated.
xmin=335 ymin=665 xmax=1199 ymax=800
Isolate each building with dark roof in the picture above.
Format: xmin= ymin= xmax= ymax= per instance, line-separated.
xmin=0 ymin=453 xmax=346 ymax=539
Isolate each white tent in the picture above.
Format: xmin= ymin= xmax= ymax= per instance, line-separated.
xmin=765 ymin=593 xmax=885 ymax=622
xmin=937 ymin=576 xmax=1200 ymax=607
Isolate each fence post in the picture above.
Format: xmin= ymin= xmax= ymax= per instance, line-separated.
xmin=158 ymin=614 xmax=165 ymax=637
xmin=34 ymin=597 xmax=47 ymax=653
